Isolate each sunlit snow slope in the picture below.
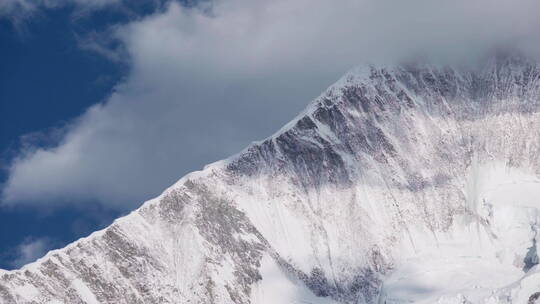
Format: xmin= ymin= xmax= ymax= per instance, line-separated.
xmin=3 ymin=53 xmax=540 ymax=303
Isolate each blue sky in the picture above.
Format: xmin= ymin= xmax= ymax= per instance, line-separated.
xmin=0 ymin=1 xmax=171 ymax=269
xmin=0 ymin=9 xmax=117 ymax=269
xmin=1 ymin=0 xmax=539 ymax=270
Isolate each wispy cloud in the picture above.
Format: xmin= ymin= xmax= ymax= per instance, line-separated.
xmin=3 ymin=0 xmax=540 ymax=210
xmin=0 ymin=0 xmax=119 ymax=22
xmin=8 ymin=237 xmax=55 ymax=269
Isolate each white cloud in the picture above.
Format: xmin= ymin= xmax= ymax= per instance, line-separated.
xmin=3 ymin=0 xmax=540 ymax=210
xmin=9 ymin=237 xmax=54 ymax=269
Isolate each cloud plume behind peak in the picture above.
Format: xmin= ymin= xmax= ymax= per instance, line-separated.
xmin=3 ymin=0 xmax=540 ymax=210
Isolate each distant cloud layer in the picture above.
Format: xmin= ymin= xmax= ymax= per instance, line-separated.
xmin=3 ymin=0 xmax=540 ymax=210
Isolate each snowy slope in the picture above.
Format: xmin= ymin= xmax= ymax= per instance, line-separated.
xmin=3 ymin=53 xmax=540 ymax=303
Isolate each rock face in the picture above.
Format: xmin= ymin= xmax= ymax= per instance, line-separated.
xmin=3 ymin=53 xmax=540 ymax=303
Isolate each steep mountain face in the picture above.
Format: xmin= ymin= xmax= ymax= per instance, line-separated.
xmin=3 ymin=54 xmax=540 ymax=304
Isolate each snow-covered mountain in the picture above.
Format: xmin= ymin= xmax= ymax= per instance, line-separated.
xmin=3 ymin=53 xmax=540 ymax=304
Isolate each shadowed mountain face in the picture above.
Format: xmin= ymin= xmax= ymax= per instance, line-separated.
xmin=3 ymin=53 xmax=540 ymax=304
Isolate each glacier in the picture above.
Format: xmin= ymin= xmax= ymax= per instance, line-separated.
xmin=2 ymin=53 xmax=540 ymax=303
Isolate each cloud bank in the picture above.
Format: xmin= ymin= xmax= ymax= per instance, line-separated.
xmin=3 ymin=0 xmax=540 ymax=210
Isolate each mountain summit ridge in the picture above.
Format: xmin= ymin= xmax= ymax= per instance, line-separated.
xmin=3 ymin=54 xmax=540 ymax=303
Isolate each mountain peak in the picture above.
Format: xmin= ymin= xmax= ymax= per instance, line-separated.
xmin=3 ymin=54 xmax=540 ymax=303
